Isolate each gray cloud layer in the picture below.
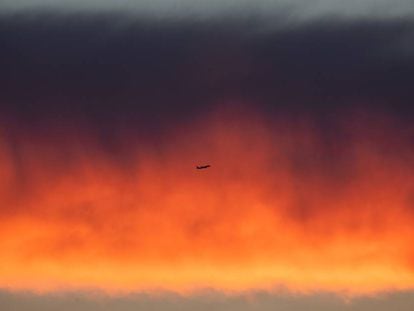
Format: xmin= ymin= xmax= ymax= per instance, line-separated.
xmin=1 ymin=0 xmax=414 ymax=21
xmin=1 ymin=290 xmax=414 ymax=311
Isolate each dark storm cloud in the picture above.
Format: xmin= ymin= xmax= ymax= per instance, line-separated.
xmin=0 ymin=13 xmax=412 ymax=178
xmin=1 ymin=13 xmax=414 ymax=125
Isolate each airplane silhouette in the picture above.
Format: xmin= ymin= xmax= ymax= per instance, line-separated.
xmin=196 ymin=165 xmax=211 ymax=170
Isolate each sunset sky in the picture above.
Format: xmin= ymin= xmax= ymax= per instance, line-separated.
xmin=1 ymin=1 xmax=414 ymax=310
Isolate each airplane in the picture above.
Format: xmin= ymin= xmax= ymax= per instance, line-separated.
xmin=196 ymin=165 xmax=211 ymax=170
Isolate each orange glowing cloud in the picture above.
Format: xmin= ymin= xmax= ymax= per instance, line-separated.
xmin=0 ymin=105 xmax=414 ymax=294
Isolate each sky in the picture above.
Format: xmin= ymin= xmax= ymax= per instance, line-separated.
xmin=1 ymin=0 xmax=414 ymax=310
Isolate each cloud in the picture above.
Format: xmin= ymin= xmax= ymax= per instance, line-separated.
xmin=1 ymin=15 xmax=414 ymax=121
xmin=1 ymin=12 xmax=414 ymax=295
xmin=1 ymin=0 xmax=414 ymax=22
xmin=1 ymin=105 xmax=414 ymax=294
xmin=2 ymin=290 xmax=414 ymax=311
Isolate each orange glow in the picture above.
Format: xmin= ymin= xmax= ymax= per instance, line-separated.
xmin=1 ymin=106 xmax=414 ymax=294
